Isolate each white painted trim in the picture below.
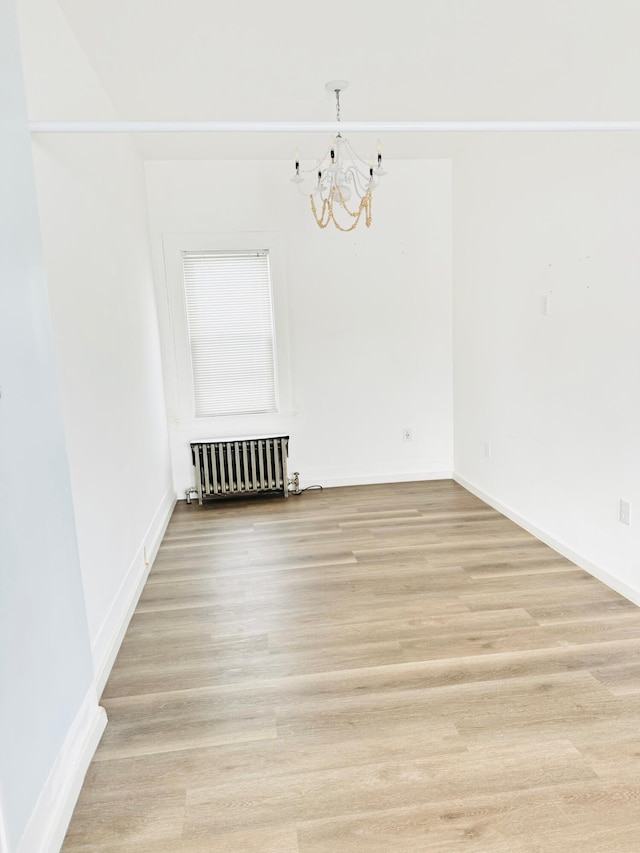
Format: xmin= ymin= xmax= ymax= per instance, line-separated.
xmin=92 ymin=487 xmax=176 ymax=696
xmin=454 ymin=474 xmax=640 ymax=608
xmin=16 ymin=690 xmax=107 ymax=853
xmin=0 ymin=785 xmax=9 ymax=853
xmin=300 ymin=470 xmax=453 ymax=489
xmin=29 ymin=120 xmax=640 ymax=134
xmin=162 ymin=232 xmax=293 ymax=438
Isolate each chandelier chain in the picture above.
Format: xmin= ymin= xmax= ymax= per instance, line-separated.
xmin=310 ymin=188 xmax=373 ymax=232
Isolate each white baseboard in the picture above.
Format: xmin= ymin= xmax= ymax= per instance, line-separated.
xmin=300 ymin=470 xmax=453 ymax=490
xmin=454 ymin=473 xmax=640 ymax=608
xmin=92 ymin=486 xmax=176 ymax=696
xmin=16 ymin=690 xmax=107 ymax=853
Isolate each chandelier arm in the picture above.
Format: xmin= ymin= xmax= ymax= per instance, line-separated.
xmin=342 ymin=165 xmax=374 ymax=198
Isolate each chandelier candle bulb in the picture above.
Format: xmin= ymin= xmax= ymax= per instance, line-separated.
xmin=291 ymin=148 xmax=305 ymax=184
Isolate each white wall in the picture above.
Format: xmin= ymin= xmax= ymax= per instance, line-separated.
xmin=0 ymin=2 xmax=97 ymax=849
xmin=453 ymin=133 xmax=640 ymax=600
xmin=145 ymin=158 xmax=454 ymax=493
xmin=18 ymin=0 xmax=174 ymax=687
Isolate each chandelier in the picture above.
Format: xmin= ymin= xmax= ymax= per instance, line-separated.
xmin=291 ymin=81 xmax=386 ymax=232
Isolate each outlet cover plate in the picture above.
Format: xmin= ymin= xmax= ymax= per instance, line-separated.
xmin=620 ymin=499 xmax=631 ymax=525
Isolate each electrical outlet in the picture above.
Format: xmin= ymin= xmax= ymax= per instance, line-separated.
xmin=542 ymin=294 xmax=551 ymax=315
xmin=620 ymin=499 xmax=631 ymax=526
xmin=403 ymin=428 xmax=412 ymax=442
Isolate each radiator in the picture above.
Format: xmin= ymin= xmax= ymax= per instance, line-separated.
xmin=189 ymin=436 xmax=289 ymax=505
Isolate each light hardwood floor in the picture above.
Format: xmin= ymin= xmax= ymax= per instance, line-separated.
xmin=63 ymin=481 xmax=640 ymax=851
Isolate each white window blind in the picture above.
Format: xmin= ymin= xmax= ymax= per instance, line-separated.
xmin=182 ymin=250 xmax=277 ymax=417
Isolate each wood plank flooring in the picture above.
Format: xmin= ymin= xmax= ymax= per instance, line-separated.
xmin=62 ymin=481 xmax=640 ymax=851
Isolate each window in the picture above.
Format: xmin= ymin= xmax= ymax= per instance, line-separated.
xmin=162 ymin=232 xmax=292 ymax=430
xmin=181 ymin=250 xmax=278 ymax=417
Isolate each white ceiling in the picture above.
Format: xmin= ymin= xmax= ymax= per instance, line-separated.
xmin=45 ymin=0 xmax=640 ymax=159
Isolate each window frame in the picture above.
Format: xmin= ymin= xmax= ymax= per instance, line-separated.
xmin=162 ymin=232 xmax=293 ymax=430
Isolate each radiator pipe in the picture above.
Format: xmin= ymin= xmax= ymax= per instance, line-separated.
xmin=288 ymin=472 xmax=301 ymax=495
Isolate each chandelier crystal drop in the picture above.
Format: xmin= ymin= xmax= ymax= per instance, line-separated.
xmin=291 ymin=81 xmax=386 ymax=232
